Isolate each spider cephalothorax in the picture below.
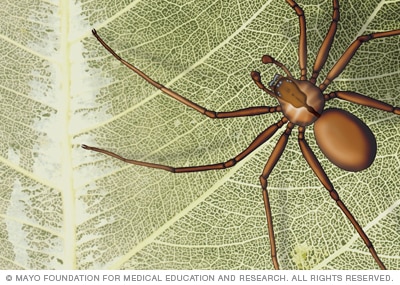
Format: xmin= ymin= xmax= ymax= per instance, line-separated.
xmin=254 ymin=70 xmax=325 ymax=125
xmin=83 ymin=0 xmax=400 ymax=269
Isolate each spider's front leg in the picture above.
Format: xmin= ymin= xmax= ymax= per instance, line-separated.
xmin=309 ymin=0 xmax=339 ymax=84
xmin=92 ymin=29 xmax=276 ymax=119
xmin=297 ymin=127 xmax=386 ymax=270
xmin=286 ymin=0 xmax=307 ymax=80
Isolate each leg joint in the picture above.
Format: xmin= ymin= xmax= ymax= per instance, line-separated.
xmin=204 ymin=110 xmax=217 ymax=118
xmin=330 ymin=189 xmax=339 ymax=201
xmin=223 ymin=159 xmax=236 ymax=168
xmin=357 ymin=34 xmax=372 ymax=42
xmin=259 ymin=175 xmax=268 ymax=189
xmin=294 ymin=6 xmax=304 ymax=16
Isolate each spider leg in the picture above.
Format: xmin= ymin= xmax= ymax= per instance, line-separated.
xmin=92 ymin=29 xmax=273 ymax=119
xmin=297 ymin=126 xmax=386 ymax=270
xmin=205 ymin=106 xmax=282 ymax=118
xmin=319 ymin=29 xmax=400 ymax=91
xmin=259 ymin=122 xmax=295 ymax=269
xmin=309 ymin=0 xmax=340 ymax=84
xmin=325 ymin=91 xmax=400 ymax=115
xmin=82 ymin=117 xmax=288 ymax=173
xmin=286 ymin=0 xmax=307 ymax=80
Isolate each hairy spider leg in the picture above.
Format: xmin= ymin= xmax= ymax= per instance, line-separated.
xmin=319 ymin=29 xmax=400 ymax=91
xmin=259 ymin=122 xmax=295 ymax=270
xmin=286 ymin=0 xmax=307 ymax=80
xmin=325 ymin=91 xmax=400 ymax=115
xmin=310 ymin=0 xmax=340 ymax=84
xmin=83 ymin=117 xmax=288 ymax=173
xmin=91 ymin=29 xmax=275 ymax=119
xmin=297 ymin=126 xmax=386 ymax=269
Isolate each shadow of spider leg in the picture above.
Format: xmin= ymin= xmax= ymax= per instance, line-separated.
xmin=91 ymin=29 xmax=279 ymax=119
xmin=82 ymin=117 xmax=288 ymax=173
xmin=85 ymin=30 xmax=293 ymax=173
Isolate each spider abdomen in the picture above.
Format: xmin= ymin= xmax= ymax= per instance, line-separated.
xmin=313 ymin=108 xmax=377 ymax=172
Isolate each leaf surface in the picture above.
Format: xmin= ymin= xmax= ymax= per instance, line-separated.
xmin=1 ymin=0 xmax=399 ymax=269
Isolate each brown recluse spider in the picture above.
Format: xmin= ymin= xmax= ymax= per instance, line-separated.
xmin=83 ymin=0 xmax=400 ymax=269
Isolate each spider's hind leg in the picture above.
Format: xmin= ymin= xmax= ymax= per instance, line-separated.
xmin=297 ymin=126 xmax=386 ymax=269
xmin=259 ymin=122 xmax=294 ymax=269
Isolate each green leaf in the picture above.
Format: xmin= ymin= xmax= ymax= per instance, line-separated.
xmin=1 ymin=0 xmax=399 ymax=269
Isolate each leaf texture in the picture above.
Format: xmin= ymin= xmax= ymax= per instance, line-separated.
xmin=0 ymin=0 xmax=399 ymax=269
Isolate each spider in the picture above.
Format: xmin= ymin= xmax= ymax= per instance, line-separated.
xmin=83 ymin=0 xmax=400 ymax=269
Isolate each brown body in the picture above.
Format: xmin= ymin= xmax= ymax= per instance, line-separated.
xmin=270 ymin=75 xmax=324 ymax=126
xmin=268 ymin=76 xmax=377 ymax=172
xmin=314 ymin=108 xmax=376 ymax=172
